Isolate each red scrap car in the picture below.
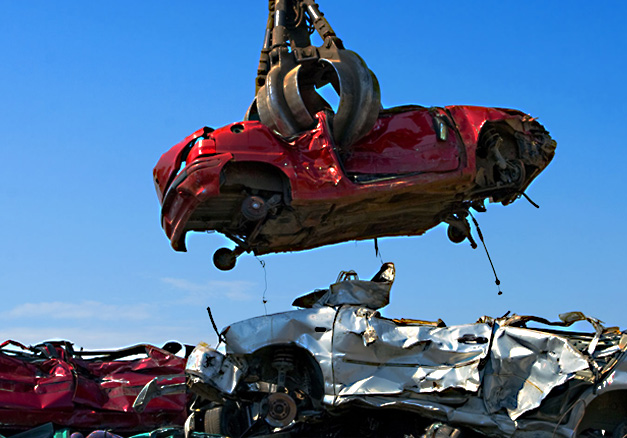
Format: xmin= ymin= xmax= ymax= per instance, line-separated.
xmin=154 ymin=105 xmax=555 ymax=270
xmin=0 ymin=340 xmax=189 ymax=434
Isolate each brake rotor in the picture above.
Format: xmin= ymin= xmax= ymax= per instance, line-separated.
xmin=241 ymin=196 xmax=268 ymax=221
xmin=264 ymin=392 xmax=297 ymax=428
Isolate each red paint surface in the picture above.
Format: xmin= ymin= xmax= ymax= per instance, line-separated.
xmin=344 ymin=109 xmax=459 ymax=175
xmin=0 ymin=341 xmax=188 ymax=433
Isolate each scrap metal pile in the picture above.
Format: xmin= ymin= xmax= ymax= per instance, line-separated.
xmin=0 ymin=341 xmax=188 ymax=434
xmin=4 ymin=1 xmax=625 ymax=438
xmin=159 ymin=265 xmax=627 ymax=437
xmin=2 ymin=268 xmax=627 ymax=437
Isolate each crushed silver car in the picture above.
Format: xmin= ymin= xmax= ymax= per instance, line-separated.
xmin=151 ymin=265 xmax=627 ymax=437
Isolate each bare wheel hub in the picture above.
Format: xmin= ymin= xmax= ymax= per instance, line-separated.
xmin=241 ymin=196 xmax=268 ymax=221
xmin=265 ymin=392 xmax=297 ymax=428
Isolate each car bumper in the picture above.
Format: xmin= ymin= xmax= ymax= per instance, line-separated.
xmin=161 ymin=153 xmax=233 ymax=251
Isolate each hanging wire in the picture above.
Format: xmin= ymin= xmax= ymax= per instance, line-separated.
xmin=256 ymin=256 xmax=269 ymax=315
xmin=468 ymin=212 xmax=503 ymax=295
xmin=522 ymin=192 xmax=540 ymax=209
xmin=374 ymin=238 xmax=384 ymax=264
xmin=207 ymin=306 xmax=226 ymax=345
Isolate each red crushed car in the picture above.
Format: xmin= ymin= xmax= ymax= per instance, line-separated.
xmin=0 ymin=340 xmax=189 ymax=434
xmin=154 ymin=105 xmax=555 ymax=270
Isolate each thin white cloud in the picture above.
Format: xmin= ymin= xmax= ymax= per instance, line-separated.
xmin=161 ymin=277 xmax=256 ymax=301
xmin=0 ymin=324 xmax=212 ymax=350
xmin=4 ymin=300 xmax=153 ymax=321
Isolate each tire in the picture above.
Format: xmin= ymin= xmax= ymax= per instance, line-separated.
xmin=213 ymin=248 xmax=237 ymax=271
xmin=204 ymin=403 xmax=252 ymax=437
xmin=614 ymin=421 xmax=627 ymax=438
xmin=447 ymin=224 xmax=466 ymax=244
xmin=203 ymin=406 xmax=224 ymax=435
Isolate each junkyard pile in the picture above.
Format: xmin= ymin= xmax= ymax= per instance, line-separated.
xmin=2 ymin=268 xmax=627 ymax=437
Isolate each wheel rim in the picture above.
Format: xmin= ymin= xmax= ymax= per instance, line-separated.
xmin=213 ymin=248 xmax=236 ymax=271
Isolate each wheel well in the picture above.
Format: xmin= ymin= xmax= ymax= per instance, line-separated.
xmin=246 ymin=344 xmax=325 ymax=402
xmin=476 ymin=121 xmax=518 ymax=160
xmin=220 ymin=162 xmax=290 ymax=201
xmin=577 ymin=390 xmax=627 ymax=435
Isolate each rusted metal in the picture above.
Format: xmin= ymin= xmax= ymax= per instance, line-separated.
xmin=248 ymin=0 xmax=381 ymax=152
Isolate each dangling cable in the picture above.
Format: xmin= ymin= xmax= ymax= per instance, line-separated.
xmin=522 ymin=192 xmax=540 ymax=209
xmin=207 ymin=306 xmax=226 ymax=345
xmin=256 ymin=256 xmax=269 ymax=315
xmin=374 ymin=238 xmax=384 ymax=264
xmin=469 ymin=212 xmax=503 ymax=295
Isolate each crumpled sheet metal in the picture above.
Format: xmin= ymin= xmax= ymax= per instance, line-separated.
xmin=0 ymin=341 xmax=188 ymax=432
xmin=483 ymin=326 xmax=590 ymax=420
xmin=223 ymin=306 xmax=337 ymax=391
xmin=332 ymin=307 xmax=492 ymax=396
xmin=223 ymin=301 xmax=494 ymax=398
xmin=3 ymin=424 xmax=198 ymax=438
xmin=221 ymin=286 xmax=601 ymax=423
xmin=316 ymin=279 xmax=391 ymax=310
xmin=185 ymin=342 xmax=243 ymax=395
xmin=338 ymin=395 xmax=577 ymax=438
xmin=213 ymin=276 xmax=626 ymax=435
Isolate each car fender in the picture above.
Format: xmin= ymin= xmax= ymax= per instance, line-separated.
xmin=161 ymin=153 xmax=234 ymax=251
xmin=186 ymin=342 xmax=244 ymax=396
xmin=154 ymin=127 xmax=208 ymax=202
xmin=222 ymin=307 xmax=337 ymax=390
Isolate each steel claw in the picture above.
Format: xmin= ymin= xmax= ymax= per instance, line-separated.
xmin=320 ymin=50 xmax=380 ymax=149
xmin=254 ymin=50 xmax=380 ymax=150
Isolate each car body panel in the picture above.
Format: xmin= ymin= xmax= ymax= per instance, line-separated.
xmin=342 ymin=107 xmax=461 ymax=175
xmin=332 ymin=308 xmax=492 ymax=396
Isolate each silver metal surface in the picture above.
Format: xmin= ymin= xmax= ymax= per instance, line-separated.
xmin=186 ymin=342 xmax=244 ymax=395
xmin=317 ymin=279 xmax=391 ymax=310
xmin=483 ymin=325 xmax=589 ymax=420
xmin=333 ymin=307 xmax=492 ymax=398
xmin=133 ymin=377 xmax=187 ymax=413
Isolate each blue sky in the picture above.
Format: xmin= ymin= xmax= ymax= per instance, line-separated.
xmin=2 ymin=1 xmax=625 ymax=349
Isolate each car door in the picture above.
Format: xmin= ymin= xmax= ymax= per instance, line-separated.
xmin=331 ymin=306 xmax=491 ymax=402
xmin=342 ymin=107 xmax=461 ymax=176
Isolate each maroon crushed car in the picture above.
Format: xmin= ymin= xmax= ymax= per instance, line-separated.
xmin=0 ymin=340 xmax=189 ymax=434
xmin=154 ymin=105 xmax=555 ymax=270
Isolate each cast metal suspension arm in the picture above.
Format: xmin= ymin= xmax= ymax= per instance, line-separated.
xmin=246 ymin=0 xmax=381 ymax=152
